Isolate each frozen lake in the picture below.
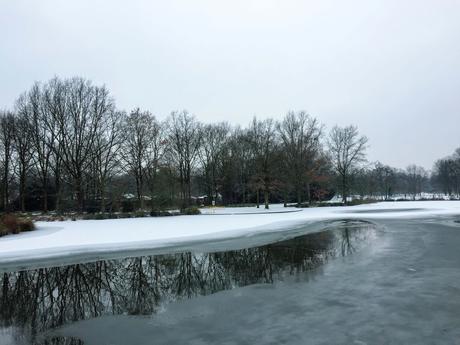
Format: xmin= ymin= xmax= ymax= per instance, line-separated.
xmin=1 ymin=215 xmax=460 ymax=344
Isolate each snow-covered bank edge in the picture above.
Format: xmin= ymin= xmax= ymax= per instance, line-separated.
xmin=0 ymin=201 xmax=459 ymax=272
xmin=0 ymin=218 xmax=334 ymax=272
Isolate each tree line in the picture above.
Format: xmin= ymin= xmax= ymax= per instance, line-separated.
xmin=347 ymin=149 xmax=460 ymax=201
xmin=0 ymin=76 xmax=457 ymax=214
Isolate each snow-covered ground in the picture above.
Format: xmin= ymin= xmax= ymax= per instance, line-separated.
xmin=1 ymin=201 xmax=460 ymax=268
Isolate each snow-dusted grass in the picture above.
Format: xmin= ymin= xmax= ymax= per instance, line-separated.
xmin=0 ymin=201 xmax=459 ymax=267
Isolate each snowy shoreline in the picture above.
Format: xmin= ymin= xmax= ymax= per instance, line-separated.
xmin=0 ymin=201 xmax=459 ymax=270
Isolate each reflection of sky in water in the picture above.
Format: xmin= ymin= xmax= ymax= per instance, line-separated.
xmin=0 ymin=220 xmax=378 ymax=345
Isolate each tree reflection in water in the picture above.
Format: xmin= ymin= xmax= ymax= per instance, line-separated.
xmin=0 ymin=220 xmax=377 ymax=345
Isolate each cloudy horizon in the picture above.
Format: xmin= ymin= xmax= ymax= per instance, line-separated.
xmin=1 ymin=0 xmax=459 ymax=169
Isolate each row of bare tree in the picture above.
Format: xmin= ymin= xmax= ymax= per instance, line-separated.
xmin=348 ymin=148 xmax=460 ymax=201
xmin=432 ymin=148 xmax=460 ymax=197
xmin=3 ymin=76 xmax=453 ymax=213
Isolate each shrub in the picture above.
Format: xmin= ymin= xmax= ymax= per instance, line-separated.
xmin=183 ymin=207 xmax=201 ymax=215
xmin=0 ymin=224 xmax=8 ymax=237
xmin=316 ymin=202 xmax=344 ymax=207
xmin=134 ymin=210 xmax=147 ymax=218
xmin=83 ymin=213 xmax=107 ymax=220
xmin=122 ymin=200 xmax=135 ymax=213
xmin=294 ymin=202 xmax=312 ymax=208
xmin=117 ymin=213 xmax=132 ymax=219
xmin=0 ymin=214 xmax=36 ymax=236
xmin=346 ymin=199 xmax=377 ymax=206
xmin=95 ymin=213 xmax=107 ymax=220
xmin=2 ymin=214 xmax=19 ymax=234
xmin=18 ymin=218 xmax=35 ymax=232
xmin=84 ymin=203 xmax=100 ymax=214
xmin=150 ymin=210 xmax=173 ymax=217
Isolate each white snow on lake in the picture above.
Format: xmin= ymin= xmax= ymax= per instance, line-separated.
xmin=0 ymin=201 xmax=459 ymax=266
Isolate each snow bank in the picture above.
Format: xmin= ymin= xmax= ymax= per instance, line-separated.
xmin=0 ymin=201 xmax=459 ymax=268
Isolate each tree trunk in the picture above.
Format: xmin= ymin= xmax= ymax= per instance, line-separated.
xmin=75 ymin=174 xmax=84 ymax=213
xmin=18 ymin=164 xmax=27 ymax=212
xmin=42 ymin=177 xmax=48 ymax=213
xmin=100 ymin=182 xmax=106 ymax=213
xmin=264 ymin=189 xmax=269 ymax=209
xmin=20 ymin=173 xmax=26 ymax=212
xmin=43 ymin=190 xmax=48 ymax=213
xmin=3 ymin=164 xmax=9 ymax=211
xmin=179 ymin=168 xmax=187 ymax=210
xmin=296 ymin=187 xmax=302 ymax=207
xmin=342 ymin=174 xmax=347 ymax=204
xmin=55 ymin=174 xmax=61 ymax=214
xmin=187 ymin=179 xmax=192 ymax=208
xmin=137 ymin=175 xmax=144 ymax=210
xmin=149 ymin=179 xmax=156 ymax=211
xmin=256 ymin=189 xmax=260 ymax=208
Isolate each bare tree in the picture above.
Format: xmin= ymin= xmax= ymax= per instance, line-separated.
xmin=144 ymin=117 xmax=166 ymax=211
xmin=277 ymin=111 xmax=323 ymax=206
xmin=0 ymin=112 xmax=15 ymax=211
xmin=219 ymin=126 xmax=252 ymax=205
xmin=433 ymin=148 xmax=460 ymax=198
xmin=42 ymin=77 xmax=68 ymax=212
xmin=406 ymin=164 xmax=428 ymax=200
xmin=248 ymin=117 xmax=277 ymax=209
xmin=120 ymin=108 xmax=157 ymax=210
xmin=198 ymin=122 xmax=230 ymax=205
xmin=20 ymin=83 xmax=56 ymax=212
xmin=167 ymin=111 xmax=202 ymax=210
xmin=48 ymin=77 xmax=115 ymax=211
xmin=11 ymin=107 xmax=34 ymax=212
xmin=93 ymin=110 xmax=125 ymax=212
xmin=328 ymin=125 xmax=368 ymax=203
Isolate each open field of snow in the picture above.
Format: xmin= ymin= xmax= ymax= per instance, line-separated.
xmin=0 ymin=201 xmax=460 ymax=269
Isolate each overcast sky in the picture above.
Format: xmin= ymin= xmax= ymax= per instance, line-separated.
xmin=1 ymin=0 xmax=459 ymax=169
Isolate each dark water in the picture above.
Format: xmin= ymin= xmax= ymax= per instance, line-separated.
xmin=0 ymin=220 xmax=379 ymax=345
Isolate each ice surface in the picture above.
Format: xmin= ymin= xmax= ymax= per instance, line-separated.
xmin=49 ymin=218 xmax=460 ymax=345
